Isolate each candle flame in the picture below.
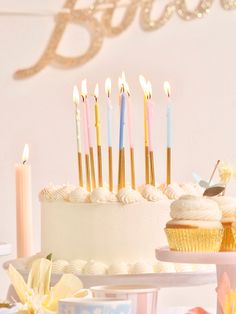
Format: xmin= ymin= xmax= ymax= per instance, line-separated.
xmin=139 ymin=74 xmax=147 ymax=92
xmin=81 ymin=79 xmax=87 ymax=98
xmin=118 ymin=76 xmax=125 ymax=93
xmin=146 ymin=81 xmax=152 ymax=99
xmin=73 ymin=86 xmax=80 ymax=106
xmin=22 ymin=144 xmax=29 ymax=164
xmin=164 ymin=81 xmax=171 ymax=97
xmin=124 ymin=80 xmax=131 ymax=96
xmin=121 ymin=71 xmax=126 ymax=83
xmin=94 ymin=83 xmax=99 ymax=101
xmin=105 ymin=78 xmax=111 ymax=97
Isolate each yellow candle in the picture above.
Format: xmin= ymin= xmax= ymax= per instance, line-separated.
xmin=15 ymin=144 xmax=33 ymax=258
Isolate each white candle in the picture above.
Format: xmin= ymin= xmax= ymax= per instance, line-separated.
xmin=15 ymin=144 xmax=33 ymax=257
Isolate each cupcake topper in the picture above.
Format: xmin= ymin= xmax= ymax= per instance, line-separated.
xmin=203 ymin=160 xmax=226 ymax=196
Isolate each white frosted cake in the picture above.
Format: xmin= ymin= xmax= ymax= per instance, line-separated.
xmin=40 ymin=183 xmax=204 ymax=275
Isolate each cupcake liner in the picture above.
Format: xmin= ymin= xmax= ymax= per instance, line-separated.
xmin=228 ymin=227 xmax=236 ymax=251
xmin=165 ymin=228 xmax=223 ymax=252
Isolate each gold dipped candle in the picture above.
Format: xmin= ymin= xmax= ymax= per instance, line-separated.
xmin=139 ymin=75 xmax=150 ymax=185
xmin=81 ymin=80 xmax=91 ymax=191
xmin=94 ymin=83 xmax=103 ymax=187
xmin=73 ymin=86 xmax=83 ymax=187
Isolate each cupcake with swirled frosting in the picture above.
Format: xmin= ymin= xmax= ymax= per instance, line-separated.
xmin=165 ymin=195 xmax=223 ymax=252
xmin=212 ymin=196 xmax=236 ymax=251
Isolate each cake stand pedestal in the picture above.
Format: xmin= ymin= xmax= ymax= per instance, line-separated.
xmin=0 ymin=243 xmax=11 ymax=257
xmin=156 ymin=247 xmax=236 ymax=313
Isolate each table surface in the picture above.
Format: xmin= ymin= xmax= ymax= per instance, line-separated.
xmin=0 ymin=242 xmax=12 ymax=257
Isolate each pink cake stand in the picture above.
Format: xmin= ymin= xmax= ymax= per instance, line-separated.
xmin=156 ymin=247 xmax=236 ymax=313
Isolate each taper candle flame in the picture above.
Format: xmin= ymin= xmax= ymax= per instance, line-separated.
xmin=105 ymin=78 xmax=111 ymax=98
xmin=81 ymin=79 xmax=87 ymax=100
xmin=94 ymin=83 xmax=99 ymax=102
xmin=164 ymin=81 xmax=171 ymax=98
xmin=73 ymin=86 xmax=80 ymax=106
xmin=139 ymin=75 xmax=147 ymax=92
xmin=22 ymin=144 xmax=29 ymax=164
xmin=124 ymin=80 xmax=131 ymax=96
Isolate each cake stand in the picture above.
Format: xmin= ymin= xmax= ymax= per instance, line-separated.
xmin=156 ymin=247 xmax=236 ymax=313
xmin=4 ymin=257 xmax=216 ymax=288
xmin=0 ymin=243 xmax=11 ymax=257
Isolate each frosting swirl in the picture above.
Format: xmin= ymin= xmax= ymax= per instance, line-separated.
xmin=107 ymin=262 xmax=129 ymax=275
xmin=83 ymin=260 xmax=108 ymax=275
xmin=180 ymin=183 xmax=204 ymax=196
xmin=39 ymin=184 xmax=74 ymax=202
xmin=164 ymin=183 xmax=185 ymax=200
xmin=141 ymin=185 xmax=167 ymax=202
xmin=90 ymin=187 xmax=117 ymax=203
xmin=69 ymin=187 xmax=90 ymax=203
xmin=117 ymin=187 xmax=144 ymax=204
xmin=170 ymin=195 xmax=222 ymax=221
xmin=212 ymin=196 xmax=236 ymax=220
xmin=64 ymin=259 xmax=87 ymax=274
xmin=52 ymin=259 xmax=69 ymax=273
xmin=131 ymin=262 xmax=153 ymax=274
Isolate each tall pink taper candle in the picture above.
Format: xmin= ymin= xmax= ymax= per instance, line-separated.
xmin=15 ymin=144 xmax=33 ymax=257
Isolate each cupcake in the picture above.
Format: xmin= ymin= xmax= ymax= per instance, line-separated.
xmin=212 ymin=196 xmax=236 ymax=251
xmin=165 ymin=195 xmax=223 ymax=252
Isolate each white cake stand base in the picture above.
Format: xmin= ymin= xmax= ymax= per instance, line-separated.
xmin=156 ymin=247 xmax=236 ymax=313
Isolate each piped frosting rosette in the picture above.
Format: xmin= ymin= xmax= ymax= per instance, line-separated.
xmin=165 ymin=195 xmax=223 ymax=252
xmin=212 ymin=196 xmax=236 ymax=251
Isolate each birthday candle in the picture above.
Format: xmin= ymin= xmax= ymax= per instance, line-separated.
xmin=146 ymin=81 xmax=156 ymax=186
xmin=124 ymin=80 xmax=136 ymax=190
xmin=118 ymin=75 xmax=126 ymax=190
xmin=73 ymin=86 xmax=83 ymax=187
xmin=164 ymin=81 xmax=172 ymax=185
xmin=105 ymin=78 xmax=113 ymax=192
xmin=139 ymin=75 xmax=150 ymax=185
xmin=94 ymin=83 xmax=103 ymax=187
xmin=81 ymin=80 xmax=91 ymax=191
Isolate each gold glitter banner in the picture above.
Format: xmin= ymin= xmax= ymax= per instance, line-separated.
xmin=13 ymin=0 xmax=236 ymax=79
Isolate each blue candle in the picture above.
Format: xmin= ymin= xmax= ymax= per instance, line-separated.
xmin=119 ymin=92 xmax=126 ymax=150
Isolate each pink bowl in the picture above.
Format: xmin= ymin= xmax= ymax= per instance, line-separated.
xmin=91 ymin=285 xmax=159 ymax=314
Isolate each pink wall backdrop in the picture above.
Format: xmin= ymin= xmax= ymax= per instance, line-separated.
xmin=0 ymin=0 xmax=235 ymax=307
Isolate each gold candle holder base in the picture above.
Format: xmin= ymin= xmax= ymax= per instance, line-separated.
xmin=78 ymin=152 xmax=83 ymax=187
xmin=167 ymin=147 xmax=171 ymax=185
xmin=89 ymin=147 xmax=96 ymax=189
xmin=108 ymin=146 xmax=113 ymax=192
xmin=97 ymin=145 xmax=103 ymax=187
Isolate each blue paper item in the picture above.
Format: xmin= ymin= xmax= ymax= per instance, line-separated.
xmin=59 ymin=298 xmax=132 ymax=314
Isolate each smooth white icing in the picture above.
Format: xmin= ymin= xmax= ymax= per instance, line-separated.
xmin=141 ymin=184 xmax=167 ymax=202
xmin=83 ymin=260 xmax=108 ymax=275
xmin=131 ymin=261 xmax=153 ymax=274
xmin=90 ymin=187 xmax=117 ymax=203
xmin=117 ymin=187 xmax=144 ymax=204
xmin=52 ymin=259 xmax=69 ymax=273
xmin=212 ymin=196 xmax=236 ymax=219
xmin=107 ymin=262 xmax=130 ymax=275
xmin=64 ymin=259 xmax=87 ymax=274
xmin=68 ymin=187 xmax=90 ymax=203
xmin=170 ymin=195 xmax=222 ymax=221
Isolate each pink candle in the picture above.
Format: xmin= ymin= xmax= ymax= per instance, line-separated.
xmin=15 ymin=144 xmax=33 ymax=257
